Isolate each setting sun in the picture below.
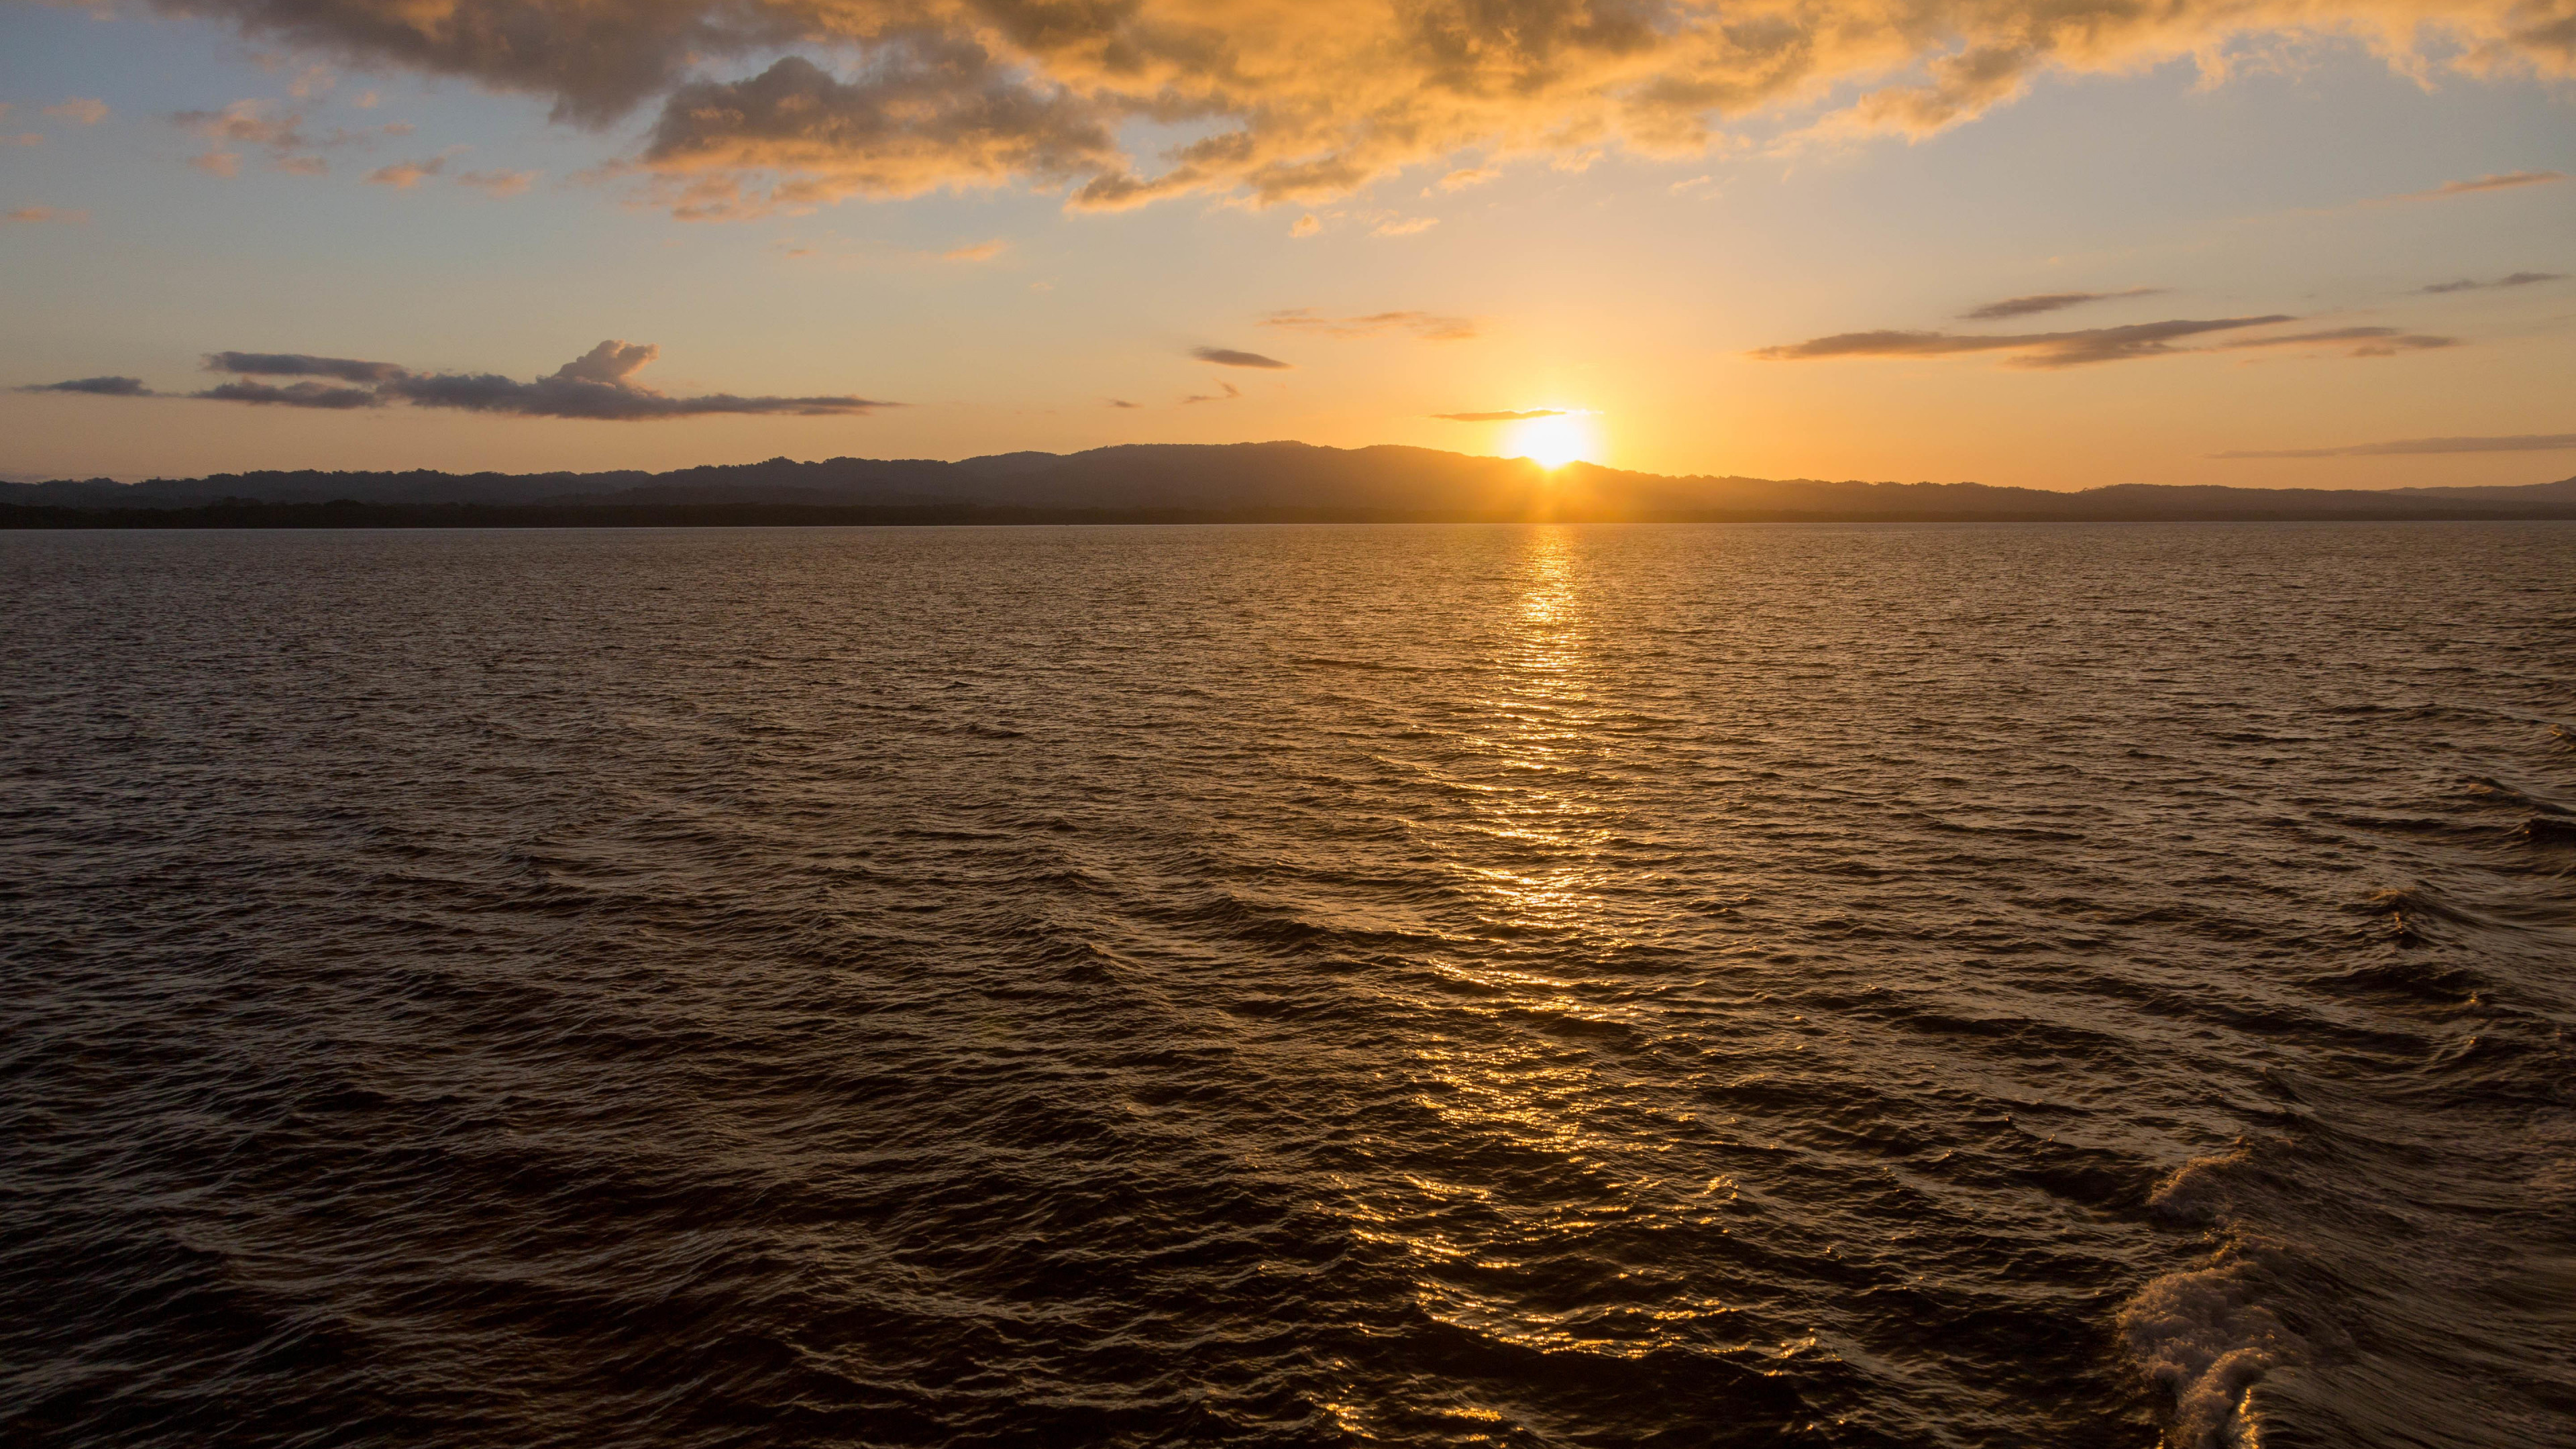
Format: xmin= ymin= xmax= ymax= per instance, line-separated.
xmin=1507 ymin=413 xmax=1597 ymax=470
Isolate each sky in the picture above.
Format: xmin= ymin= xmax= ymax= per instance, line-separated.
xmin=1 ymin=0 xmax=2570 ymax=490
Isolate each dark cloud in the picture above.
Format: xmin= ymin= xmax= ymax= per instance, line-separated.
xmin=2422 ymin=271 xmax=2565 ymax=293
xmin=135 ymin=0 xmax=2576 ymax=219
xmin=21 ymin=340 xmax=894 ymax=421
xmin=1753 ymin=315 xmax=2296 ymax=368
xmin=199 ymin=379 xmax=384 ymax=408
xmin=205 ymin=351 xmax=412 ymax=382
xmin=17 ymin=376 xmax=153 ymax=395
xmin=641 ymin=48 xmax=1118 ymax=218
xmin=1432 ymin=409 xmax=1564 ymax=421
xmin=1959 ymin=288 xmax=2161 ymax=320
xmin=2215 ymin=433 xmax=2576 ymax=458
xmin=1190 ymin=346 xmax=1292 ymax=369
xmin=1181 ymin=381 xmax=1242 ymax=405
xmin=382 ymin=341 xmax=892 ymax=418
xmin=1106 ymin=398 xmax=1140 ymax=408
xmin=1261 ymin=309 xmax=1478 ymax=340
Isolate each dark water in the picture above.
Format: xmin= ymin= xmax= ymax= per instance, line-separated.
xmin=4 ymin=523 xmax=2571 ymax=1449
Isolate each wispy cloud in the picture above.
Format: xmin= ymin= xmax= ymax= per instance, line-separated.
xmin=1432 ymin=409 xmax=1564 ymax=421
xmin=2394 ymin=170 xmax=2567 ymax=201
xmin=1373 ymin=217 xmax=1438 ymax=237
xmin=2215 ymin=433 xmax=2576 ymax=458
xmin=44 ymin=99 xmax=109 ymax=125
xmin=22 ymin=341 xmax=895 ymax=420
xmin=5 ymin=205 xmax=90 ymax=224
xmin=205 ymin=352 xmax=409 ymax=382
xmin=2213 ymin=326 xmax=2458 ymax=358
xmin=1189 ymin=345 xmax=1292 ymax=369
xmin=1260 ymin=308 xmax=1476 ymax=341
xmin=1753 ymin=315 xmax=2298 ymax=368
xmin=1434 ymin=166 xmax=1497 ymax=193
xmin=1181 ymin=380 xmax=1242 ymax=404
xmin=1106 ymin=398 xmax=1140 ymax=409
xmin=2422 ymin=271 xmax=2564 ymax=294
xmin=941 ymin=239 xmax=1006 ymax=262
xmin=1960 ymin=287 xmax=2161 ymax=321
xmin=15 ymin=376 xmax=150 ymax=395
xmin=1289 ymin=213 xmax=1320 ymax=237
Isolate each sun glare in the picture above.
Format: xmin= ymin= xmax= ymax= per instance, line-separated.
xmin=1507 ymin=413 xmax=1596 ymax=470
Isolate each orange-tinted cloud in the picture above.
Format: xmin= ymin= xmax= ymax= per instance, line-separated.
xmin=5 ymin=205 xmax=92 ymax=223
xmin=2398 ymin=169 xmax=2568 ymax=199
xmin=138 ymin=0 xmax=2576 ymax=219
xmin=1262 ymin=309 xmax=1476 ymax=341
xmin=1432 ymin=409 xmax=1564 ymax=421
xmin=45 ymin=99 xmax=111 ymax=124
xmin=2422 ymin=270 xmax=2563 ymax=292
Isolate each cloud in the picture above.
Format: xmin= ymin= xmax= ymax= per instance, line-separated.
xmin=1190 ymin=346 xmax=1292 ymax=369
xmin=2397 ymin=170 xmax=2568 ymax=200
xmin=199 ymin=379 xmax=383 ymax=408
xmin=1754 ymin=315 xmax=2306 ymax=368
xmin=1433 ymin=409 xmax=1564 ymax=421
xmin=941 ymin=239 xmax=1006 ymax=261
xmin=4 ymin=206 xmax=91 ymax=223
xmin=1181 ymin=381 xmax=1243 ymax=405
xmin=2422 ymin=270 xmax=2564 ymax=292
xmin=2214 ymin=433 xmax=2576 ymax=458
xmin=1261 ymin=309 xmax=1476 ymax=341
xmin=455 ymin=168 xmax=539 ymax=197
xmin=205 ymin=351 xmax=411 ymax=382
xmin=366 ymin=157 xmax=442 ymax=188
xmin=1960 ymin=287 xmax=2163 ymax=320
xmin=27 ymin=340 xmax=894 ymax=420
xmin=1290 ymin=214 xmax=1321 ymax=237
xmin=172 ymin=101 xmax=345 ymax=176
xmin=126 ymin=0 xmax=2576 ymax=221
xmin=1373 ymin=217 xmax=1438 ymax=236
xmin=189 ymin=152 xmax=241 ymax=176
xmin=17 ymin=376 xmax=152 ymax=395
xmin=1436 ymin=166 xmax=1498 ymax=192
xmin=1107 ymin=398 xmax=1140 ymax=408
xmin=2212 ymin=326 xmax=2459 ymax=357
xmin=4 ymin=134 xmax=39 ymax=147
xmin=45 ymin=99 xmax=110 ymax=125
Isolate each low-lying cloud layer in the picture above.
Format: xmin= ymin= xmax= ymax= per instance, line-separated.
xmin=133 ymin=0 xmax=2576 ymax=218
xmin=18 ymin=342 xmax=892 ymax=419
xmin=2216 ymin=431 xmax=2576 ymax=458
xmin=1755 ymin=313 xmax=2463 ymax=367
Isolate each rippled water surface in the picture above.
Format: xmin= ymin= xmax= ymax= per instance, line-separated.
xmin=5 ymin=523 xmax=2572 ymax=1449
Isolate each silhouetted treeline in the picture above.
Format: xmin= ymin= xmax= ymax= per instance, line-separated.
xmin=7 ymin=442 xmax=2573 ymax=525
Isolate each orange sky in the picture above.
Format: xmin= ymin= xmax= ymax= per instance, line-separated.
xmin=2 ymin=0 xmax=2570 ymax=488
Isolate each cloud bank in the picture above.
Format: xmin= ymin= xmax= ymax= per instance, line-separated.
xmin=132 ymin=0 xmax=2576 ymax=218
xmin=20 ymin=342 xmax=894 ymax=419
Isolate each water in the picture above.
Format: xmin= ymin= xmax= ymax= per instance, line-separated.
xmin=3 ymin=522 xmax=2570 ymax=1449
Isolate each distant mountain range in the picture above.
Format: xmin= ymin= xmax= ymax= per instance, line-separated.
xmin=8 ymin=443 xmax=2576 ymax=523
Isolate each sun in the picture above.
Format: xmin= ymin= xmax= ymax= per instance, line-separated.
xmin=1505 ymin=413 xmax=1596 ymax=470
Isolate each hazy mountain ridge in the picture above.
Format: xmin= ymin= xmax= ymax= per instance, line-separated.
xmin=8 ymin=442 xmax=2575 ymax=520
